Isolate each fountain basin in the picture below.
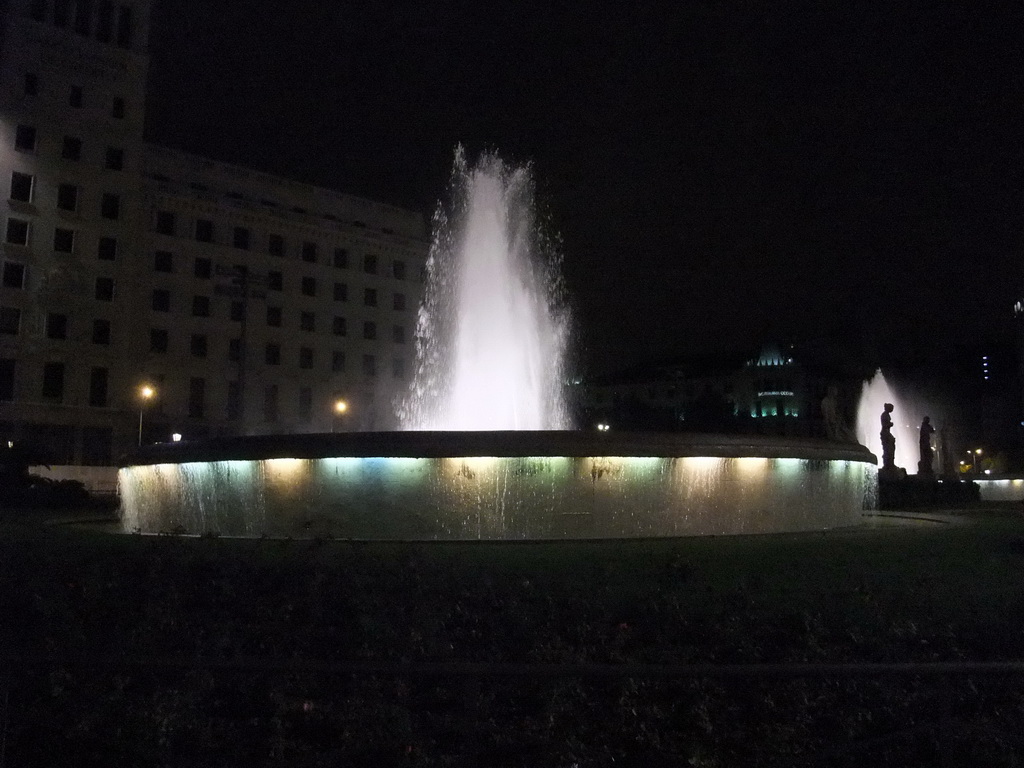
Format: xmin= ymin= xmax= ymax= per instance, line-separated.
xmin=118 ymin=432 xmax=877 ymax=539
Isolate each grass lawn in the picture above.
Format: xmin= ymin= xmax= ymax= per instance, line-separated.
xmin=2 ymin=507 xmax=1024 ymax=766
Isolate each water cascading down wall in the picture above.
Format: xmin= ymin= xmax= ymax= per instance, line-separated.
xmin=119 ymin=432 xmax=877 ymax=539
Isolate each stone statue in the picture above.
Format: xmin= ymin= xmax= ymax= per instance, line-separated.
xmin=821 ymin=385 xmax=855 ymax=442
xmin=918 ymin=416 xmax=935 ymax=475
xmin=880 ymin=403 xmax=896 ymax=470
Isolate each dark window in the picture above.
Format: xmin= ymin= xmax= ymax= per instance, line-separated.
xmin=154 ymin=251 xmax=173 ymax=272
xmin=62 ymin=136 xmax=82 ymax=160
xmin=57 ymin=183 xmax=78 ymax=211
xmin=116 ymin=5 xmax=132 ymax=48
xmin=230 ymin=302 xmax=244 ymax=322
xmin=92 ymin=318 xmax=110 ymax=345
xmin=299 ymin=347 xmax=313 ymax=369
xmin=0 ymin=359 xmax=14 ymax=400
xmin=188 ymin=377 xmax=205 ymax=419
xmin=300 ymin=311 xmax=315 ymax=332
xmin=111 ymin=96 xmax=125 ymax=119
xmin=332 ymin=316 xmax=346 ymax=336
xmin=333 ymin=248 xmax=348 ymax=268
xmin=2 ymin=262 xmax=26 ymax=288
xmin=89 ymin=367 xmax=108 ymax=407
xmin=331 ymin=351 xmax=345 ymax=372
xmin=69 ymin=85 xmax=83 ymax=107
xmin=333 ymin=282 xmax=347 ymax=301
xmin=193 ymin=257 xmax=212 ymax=279
xmin=363 ymin=321 xmax=376 ymax=340
xmin=266 ymin=306 xmax=282 ymax=327
xmin=0 ymin=307 xmax=20 ymax=335
xmin=97 ymin=237 xmax=116 ymax=260
xmin=195 ymin=219 xmax=213 ymax=242
xmin=5 ymin=219 xmax=29 ymax=245
xmin=96 ymin=0 xmax=114 ymax=41
xmin=53 ymin=0 xmax=71 ymax=26
xmin=15 ymin=125 xmax=36 ymax=152
xmin=152 ymin=289 xmax=170 ymax=312
xmin=263 ymin=384 xmax=278 ymax=422
xmin=301 ymin=241 xmax=317 ymax=263
xmin=392 ymin=260 xmax=406 ymax=280
xmin=101 ymin=193 xmax=119 ymax=219
xmin=190 ymin=334 xmax=207 ymax=357
xmin=298 ymin=387 xmax=312 ymax=421
xmin=301 ymin=276 xmax=316 ymax=296
xmin=392 ymin=358 xmax=406 ymax=379
xmin=149 ymin=328 xmax=168 ymax=353
xmin=46 ymin=313 xmax=68 ymax=339
xmin=364 ymin=288 xmax=377 ymax=307
xmin=74 ymin=0 xmax=93 ymax=35
xmin=268 ymin=233 xmax=284 ymax=256
xmin=191 ymin=296 xmax=210 ymax=318
xmin=393 ymin=292 xmax=406 ymax=311
xmin=226 ymin=381 xmax=241 ymax=419
xmin=362 ymin=354 xmax=376 ymax=377
xmin=105 ymin=147 xmax=123 ymax=170
xmin=10 ymin=172 xmax=34 ymax=202
xmin=265 ymin=343 xmax=280 ymax=365
xmin=233 ymin=227 xmax=250 ymax=250
xmin=155 ymin=210 xmax=175 ymax=235
xmin=53 ymin=228 xmax=75 ymax=253
xmin=23 ymin=72 xmax=38 ymax=96
xmin=392 ymin=325 xmax=405 ymax=344
xmin=42 ymin=362 xmax=64 ymax=400
xmin=363 ymin=254 xmax=378 ymax=274
xmin=95 ymin=277 xmax=114 ymax=301
xmin=267 ymin=270 xmax=282 ymax=290
xmin=29 ymin=0 xmax=46 ymax=22
xmin=228 ymin=338 xmax=242 ymax=361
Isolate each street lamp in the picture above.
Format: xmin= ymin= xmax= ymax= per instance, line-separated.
xmin=138 ymin=384 xmax=155 ymax=446
xmin=332 ymin=399 xmax=348 ymax=433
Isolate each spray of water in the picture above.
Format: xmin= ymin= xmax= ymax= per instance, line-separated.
xmin=399 ymin=147 xmax=571 ymax=430
xmin=856 ymin=369 xmax=928 ymax=471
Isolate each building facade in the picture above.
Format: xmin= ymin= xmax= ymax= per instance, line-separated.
xmin=0 ymin=0 xmax=428 ymax=465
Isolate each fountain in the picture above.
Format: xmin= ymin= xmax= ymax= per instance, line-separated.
xmin=119 ymin=150 xmax=877 ymax=539
xmin=856 ymin=370 xmax=929 ymax=473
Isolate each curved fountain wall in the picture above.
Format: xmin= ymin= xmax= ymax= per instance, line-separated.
xmin=119 ymin=432 xmax=877 ymax=539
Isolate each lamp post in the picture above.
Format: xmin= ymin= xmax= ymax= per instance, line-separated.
xmin=332 ymin=399 xmax=348 ymax=433
xmin=138 ymin=384 xmax=155 ymax=446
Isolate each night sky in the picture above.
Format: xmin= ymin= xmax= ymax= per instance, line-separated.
xmin=144 ymin=0 xmax=1023 ymax=376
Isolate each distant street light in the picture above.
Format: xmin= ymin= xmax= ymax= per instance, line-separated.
xmin=138 ymin=384 xmax=155 ymax=446
xmin=332 ymin=399 xmax=348 ymax=433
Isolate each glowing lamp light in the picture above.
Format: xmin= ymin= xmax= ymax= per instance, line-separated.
xmin=171 ymin=433 xmax=182 ymax=442
xmin=597 ymin=423 xmax=610 ymax=432
xmin=334 ymin=400 xmax=348 ymax=415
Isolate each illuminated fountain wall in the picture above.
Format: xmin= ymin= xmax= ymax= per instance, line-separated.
xmin=399 ymin=148 xmax=570 ymax=431
xmin=119 ymin=433 xmax=877 ymax=539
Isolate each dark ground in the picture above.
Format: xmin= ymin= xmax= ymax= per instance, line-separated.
xmin=2 ymin=505 xmax=1024 ymax=766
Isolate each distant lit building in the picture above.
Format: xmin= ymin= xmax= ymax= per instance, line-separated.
xmin=0 ymin=0 xmax=427 ymax=465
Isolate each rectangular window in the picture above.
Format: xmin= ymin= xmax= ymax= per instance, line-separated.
xmin=29 ymin=0 xmax=46 ymax=22
xmin=190 ymin=333 xmax=207 ymax=357
xmin=53 ymin=0 xmax=71 ymax=26
xmin=233 ymin=226 xmax=250 ymax=250
xmin=332 ymin=316 xmax=346 ymax=336
xmin=23 ymin=72 xmax=38 ymax=96
xmin=96 ymin=0 xmax=114 ymax=41
xmin=193 ymin=257 xmax=212 ymax=279
xmin=191 ymin=295 xmax=210 ymax=317
xmin=265 ymin=343 xmax=280 ymax=365
xmin=10 ymin=172 xmax=34 ymax=202
xmin=228 ymin=338 xmax=242 ymax=361
xmin=46 ymin=313 xmax=68 ymax=340
xmin=299 ymin=347 xmax=314 ymax=369
xmin=155 ymin=210 xmax=175 ymax=235
xmin=392 ymin=325 xmax=405 ymax=344
xmin=111 ymin=97 xmax=125 ymax=119
xmin=74 ymin=0 xmax=93 ymax=35
xmin=300 ymin=311 xmax=315 ymax=332
xmin=188 ymin=377 xmax=205 ymax=419
xmin=0 ymin=359 xmax=13 ymax=401
xmin=2 ymin=262 xmax=26 ymax=288
xmin=69 ymin=85 xmax=83 ymax=107
xmin=266 ymin=306 xmax=282 ymax=327
xmin=363 ymin=321 xmax=376 ymax=340
xmin=301 ymin=241 xmax=317 ymax=263
xmin=57 ymin=183 xmax=78 ymax=211
xmin=15 ymin=125 xmax=36 ymax=152
xmin=226 ymin=381 xmax=241 ymax=420
xmin=230 ymin=301 xmax=244 ymax=322
xmin=5 ymin=219 xmax=29 ymax=245
xmin=267 ymin=270 xmax=282 ymax=290
xmin=363 ymin=254 xmax=378 ymax=274
xmin=152 ymin=289 xmax=170 ymax=312
xmin=195 ymin=219 xmax=213 ymax=242
xmin=105 ymin=147 xmax=124 ymax=170
xmin=154 ymin=251 xmax=173 ymax=272
xmin=116 ymin=5 xmax=132 ymax=48
xmin=333 ymin=248 xmax=348 ymax=268
xmin=392 ymin=358 xmax=406 ymax=379
xmin=263 ymin=384 xmax=278 ymax=422
xmin=101 ymin=192 xmax=120 ymax=219
xmin=333 ymin=282 xmax=347 ymax=301
xmin=95 ymin=277 xmax=114 ymax=301
xmin=62 ymin=136 xmax=82 ymax=161
xmin=53 ymin=228 xmax=75 ymax=253
xmin=89 ymin=367 xmax=109 ymax=408
xmin=268 ymin=233 xmax=284 ymax=256
xmin=362 ymin=354 xmax=376 ymax=377
xmin=97 ymin=236 xmax=117 ymax=260
xmin=393 ymin=293 xmax=406 ymax=311
xmin=331 ymin=351 xmax=345 ymax=372
xmin=392 ymin=260 xmax=406 ymax=280
xmin=364 ymin=288 xmax=377 ymax=307
xmin=92 ymin=318 xmax=110 ymax=345
xmin=42 ymin=361 xmax=64 ymax=400
xmin=150 ymin=328 xmax=168 ymax=353
xmin=301 ymin=277 xmax=316 ymax=297
xmin=298 ymin=387 xmax=312 ymax=421
xmin=1 ymin=307 xmax=22 ymax=335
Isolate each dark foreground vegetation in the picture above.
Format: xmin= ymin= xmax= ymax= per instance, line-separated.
xmin=3 ymin=508 xmax=1024 ymax=766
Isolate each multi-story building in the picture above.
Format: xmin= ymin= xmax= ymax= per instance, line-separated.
xmin=0 ymin=0 xmax=428 ymax=468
